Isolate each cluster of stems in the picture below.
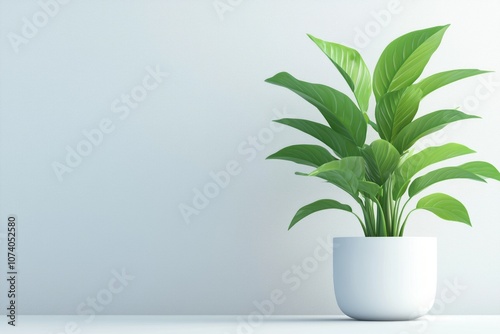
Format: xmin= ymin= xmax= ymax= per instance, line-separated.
xmin=354 ymin=176 xmax=414 ymax=237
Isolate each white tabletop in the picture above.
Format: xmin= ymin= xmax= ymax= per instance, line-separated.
xmin=2 ymin=315 xmax=499 ymax=333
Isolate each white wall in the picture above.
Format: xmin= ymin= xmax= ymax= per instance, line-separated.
xmin=0 ymin=0 xmax=499 ymax=316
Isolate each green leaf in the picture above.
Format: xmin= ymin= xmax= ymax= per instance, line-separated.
xmin=397 ymin=143 xmax=476 ymax=180
xmin=310 ymin=156 xmax=365 ymax=179
xmin=459 ymin=161 xmax=500 ymax=181
xmin=267 ymin=144 xmax=336 ymax=168
xmin=393 ymin=143 xmax=476 ymax=198
xmin=416 ymin=193 xmax=471 ymax=226
xmin=373 ymin=25 xmax=449 ymax=101
xmin=413 ymin=69 xmax=490 ymax=97
xmin=315 ymin=170 xmax=360 ymax=199
xmin=368 ymin=118 xmax=379 ymax=133
xmin=361 ymin=139 xmax=400 ymax=185
xmin=376 ymin=70 xmax=488 ymax=142
xmin=392 ymin=87 xmax=425 ymax=137
xmin=358 ymin=181 xmax=381 ymax=198
xmin=308 ymin=34 xmax=372 ymax=112
xmin=274 ymin=118 xmax=360 ymax=158
xmin=289 ymin=199 xmax=352 ymax=230
xmin=394 ymin=177 xmax=411 ymax=199
xmin=309 ymin=158 xmax=364 ymax=199
xmin=375 ymin=86 xmax=423 ymax=141
xmin=409 ymin=167 xmax=485 ymax=197
xmin=265 ymin=72 xmax=367 ymax=146
xmin=392 ymin=109 xmax=479 ymax=153
xmin=375 ymin=90 xmax=400 ymax=140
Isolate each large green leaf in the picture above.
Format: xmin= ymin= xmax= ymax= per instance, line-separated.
xmin=392 ymin=87 xmax=425 ymax=137
xmin=376 ymin=69 xmax=487 ymax=141
xmin=393 ymin=178 xmax=411 ymax=200
xmin=266 ymin=144 xmax=336 ymax=168
xmin=289 ymin=199 xmax=353 ymax=230
xmin=274 ymin=118 xmax=360 ymax=158
xmin=308 ymin=157 xmax=365 ymax=193
xmin=375 ymin=86 xmax=423 ymax=141
xmin=315 ymin=170 xmax=360 ymax=199
xmin=416 ymin=193 xmax=471 ymax=226
xmin=392 ymin=109 xmax=479 ymax=153
xmin=375 ymin=90 xmax=400 ymax=140
xmin=368 ymin=118 xmax=379 ymax=133
xmin=373 ymin=25 xmax=449 ymax=101
xmin=413 ymin=69 xmax=490 ymax=97
xmin=397 ymin=143 xmax=476 ymax=180
xmin=408 ymin=167 xmax=485 ymax=197
xmin=361 ymin=139 xmax=400 ymax=185
xmin=358 ymin=180 xmax=381 ymax=198
xmin=392 ymin=143 xmax=476 ymax=198
xmin=308 ymin=34 xmax=372 ymax=112
xmin=310 ymin=156 xmax=365 ymax=179
xmin=265 ymin=72 xmax=367 ymax=146
xmin=459 ymin=161 xmax=500 ymax=181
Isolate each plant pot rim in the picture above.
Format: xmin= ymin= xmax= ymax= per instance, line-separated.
xmin=333 ymin=236 xmax=436 ymax=240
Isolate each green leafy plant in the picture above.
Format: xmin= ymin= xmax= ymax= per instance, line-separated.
xmin=266 ymin=25 xmax=500 ymax=236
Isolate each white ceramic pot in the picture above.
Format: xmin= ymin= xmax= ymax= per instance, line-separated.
xmin=333 ymin=237 xmax=437 ymax=321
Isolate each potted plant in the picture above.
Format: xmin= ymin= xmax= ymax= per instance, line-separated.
xmin=265 ymin=25 xmax=500 ymax=320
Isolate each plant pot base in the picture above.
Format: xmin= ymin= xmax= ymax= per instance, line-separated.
xmin=333 ymin=237 xmax=437 ymax=321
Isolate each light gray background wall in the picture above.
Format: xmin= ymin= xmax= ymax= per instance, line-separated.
xmin=0 ymin=0 xmax=499 ymax=315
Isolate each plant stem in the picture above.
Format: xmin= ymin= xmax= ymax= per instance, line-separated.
xmin=353 ymin=212 xmax=367 ymax=236
xmin=362 ymin=198 xmax=374 ymax=236
xmin=393 ymin=198 xmax=402 ymax=236
xmin=398 ymin=209 xmax=416 ymax=236
xmin=396 ymin=197 xmax=412 ymax=236
xmin=373 ymin=196 xmax=387 ymax=236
